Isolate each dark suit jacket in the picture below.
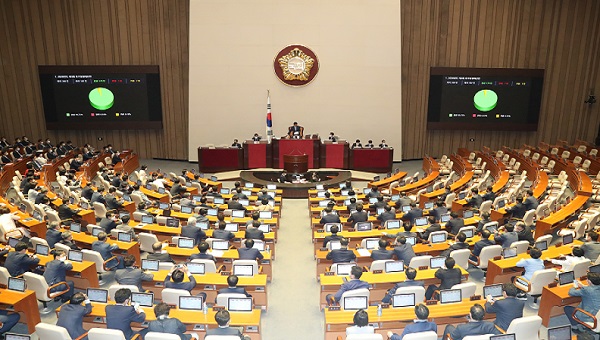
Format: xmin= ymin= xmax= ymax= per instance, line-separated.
xmin=5 ymin=251 xmax=40 ymax=276
xmin=347 ymin=211 xmax=368 ymax=225
xmin=495 ymin=231 xmax=518 ymax=248
xmin=482 ymin=191 xmax=496 ymax=202
xmin=43 ymin=259 xmax=73 ymax=285
xmin=105 ymin=304 xmax=146 ymax=340
xmin=390 ymin=320 xmax=437 ymax=340
xmin=506 ymin=202 xmax=526 ymax=219
xmin=441 ymin=242 xmax=469 ymax=257
xmin=115 ymin=267 xmax=154 ymax=291
xmin=323 ymin=234 xmax=342 ymax=247
xmin=148 ymin=317 xmax=189 ymax=340
xmin=58 ymin=204 xmax=78 ymax=220
xmin=164 ymin=273 xmax=196 ymax=292
xmin=205 ymin=326 xmax=243 ymax=338
xmin=244 ymin=227 xmax=264 ymax=240
xmin=449 ymin=320 xmax=499 ymax=340
xmin=377 ymin=211 xmax=396 ymax=223
xmin=237 ymin=247 xmax=264 ymax=261
xmin=403 ymin=208 xmax=423 ymax=224
xmin=321 ymin=213 xmax=341 ymax=224
xmin=98 ymin=217 xmax=117 ymax=233
xmin=188 ymin=253 xmax=216 ymax=262
xmin=333 ymin=279 xmax=370 ymax=301
xmin=181 ymin=225 xmax=206 ymax=245
xmin=46 ymin=228 xmax=63 ymax=248
xmin=92 ymin=241 xmax=119 ymax=260
xmin=431 ymin=207 xmax=448 ymax=221
xmin=472 ymin=239 xmax=495 ymax=257
xmin=147 ymin=252 xmax=174 ymax=262
xmin=468 ymin=194 xmax=483 ymax=209
xmin=392 ymin=244 xmax=416 ymax=264
xmin=106 ymin=195 xmax=123 ymax=210
xmin=81 ymin=187 xmax=94 ymax=200
xmin=60 ymin=239 xmax=81 ymax=251
xmin=170 ymin=184 xmax=187 ymax=197
xmin=435 ymin=267 xmax=462 ymax=290
xmin=212 ymin=229 xmax=235 ymax=240
xmin=582 ymin=241 xmax=600 ymax=261
xmin=371 ymin=249 xmax=394 ymax=261
xmin=485 ymin=297 xmax=524 ymax=331
xmin=56 ymin=302 xmax=93 ymax=339
xmin=517 ymin=226 xmax=535 ymax=245
xmin=217 ymin=286 xmax=252 ymax=300
xmin=227 ymin=201 xmax=245 ymax=211
xmin=524 ymin=196 xmax=539 ymax=211
xmin=90 ymin=192 xmax=106 ymax=205
xmin=446 ymin=218 xmax=465 ymax=235
xmin=326 ymin=249 xmax=357 ymax=263
xmin=421 ymin=223 xmax=442 ymax=240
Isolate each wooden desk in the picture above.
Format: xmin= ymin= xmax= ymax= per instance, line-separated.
xmin=197 ymin=147 xmax=244 ymax=173
xmin=143 ymin=271 xmax=268 ymax=310
xmin=321 ymin=141 xmax=350 ymax=169
xmin=419 ymin=155 xmax=473 ymax=205
xmin=349 ymin=148 xmax=393 ymax=173
xmin=140 ymin=187 xmax=170 ymax=203
xmin=273 ymin=138 xmax=320 ymax=169
xmin=37 ymin=254 xmax=100 ymax=288
xmin=70 ymin=231 xmax=141 ymax=265
xmin=0 ymin=197 xmax=47 ymax=239
xmin=0 ymin=289 xmax=41 ymax=334
xmin=368 ymin=172 xmax=408 ymax=189
xmin=538 ymin=283 xmax=581 ymax=327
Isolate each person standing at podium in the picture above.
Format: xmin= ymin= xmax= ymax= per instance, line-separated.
xmin=287 ymin=122 xmax=304 ymax=139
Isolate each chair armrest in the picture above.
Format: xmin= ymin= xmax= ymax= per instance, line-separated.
xmin=514 ymin=276 xmax=531 ymax=292
xmin=47 ymin=281 xmax=70 ymax=297
xmin=363 ymin=266 xmax=370 ymax=272
xmin=216 ymin=264 xmax=225 ymax=273
xmin=74 ymin=331 xmax=89 ymax=340
xmin=258 ymin=266 xmax=263 ymax=274
xmin=131 ymin=334 xmax=141 ymax=340
xmin=572 ymin=307 xmax=597 ymax=330
xmin=468 ymin=255 xmax=480 ymax=266
xmin=103 ymin=255 xmax=120 ymax=271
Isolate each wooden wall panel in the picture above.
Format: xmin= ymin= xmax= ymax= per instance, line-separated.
xmin=401 ymin=0 xmax=600 ymax=159
xmin=0 ymin=0 xmax=189 ymax=160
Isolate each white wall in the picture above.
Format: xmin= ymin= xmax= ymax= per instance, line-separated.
xmin=188 ymin=0 xmax=402 ymax=162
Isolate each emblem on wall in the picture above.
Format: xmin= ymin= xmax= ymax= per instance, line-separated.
xmin=274 ymin=45 xmax=319 ymax=86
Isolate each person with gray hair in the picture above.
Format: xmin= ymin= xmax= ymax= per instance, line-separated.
xmin=46 ymin=221 xmax=63 ymax=248
xmin=60 ymin=231 xmax=81 ymax=250
xmin=181 ymin=216 xmax=206 ymax=245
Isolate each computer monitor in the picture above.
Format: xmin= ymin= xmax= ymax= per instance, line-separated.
xmin=562 ymin=234 xmax=574 ymax=245
xmin=232 ymin=210 xmax=245 ymax=218
xmin=32 ymin=210 xmax=43 ymax=221
xmin=440 ymin=214 xmax=451 ymax=223
xmin=244 ymin=182 xmax=254 ymax=188
xmin=426 ymin=186 xmax=434 ymax=193
xmin=7 ymin=277 xmax=25 ymax=292
xmin=483 ymin=284 xmax=504 ymax=298
xmin=87 ymin=288 xmax=108 ymax=303
xmin=497 ymin=199 xmax=506 ymax=208
xmin=341 ymin=189 xmax=350 ymax=196
xmin=356 ymin=222 xmax=372 ymax=232
xmin=535 ymin=240 xmax=548 ymax=251
xmin=239 ymin=199 xmax=249 ymax=207
xmin=547 ymin=325 xmax=572 ymax=340
xmin=373 ymin=176 xmax=380 ymax=182
xmin=18 ymin=203 xmax=26 ymax=213
xmin=363 ymin=188 xmax=371 ymax=195
xmin=233 ymin=264 xmax=254 ymax=277
xmin=141 ymin=215 xmax=154 ymax=224
xmin=7 ymin=237 xmax=19 ymax=249
xmin=158 ymin=202 xmax=170 ymax=210
xmin=145 ymin=184 xmax=153 ymax=190
xmin=80 ymin=201 xmax=90 ymax=209
xmin=385 ymin=261 xmax=404 ymax=273
xmin=157 ymin=187 xmax=166 ymax=194
xmin=365 ymin=239 xmax=379 ymax=250
xmin=317 ymin=191 xmax=326 ymax=198
xmin=405 ymin=236 xmax=417 ymax=246
xmin=213 ymin=197 xmax=225 ymax=205
xmin=461 ymin=228 xmax=474 ymax=238
xmin=463 ymin=210 xmax=475 ymax=219
xmin=558 ymin=271 xmax=575 ymax=285
xmin=343 ymin=296 xmax=368 ymax=310
xmin=258 ymin=224 xmax=270 ymax=233
xmin=181 ymin=206 xmax=193 ymax=214
xmin=178 ymin=238 xmax=195 ymax=249
xmin=141 ymin=259 xmax=160 ymax=271
xmin=329 ymin=241 xmax=342 ymax=250
xmin=490 ymin=335 xmax=516 ymax=340
xmin=35 ymin=244 xmax=49 ymax=256
xmin=67 ymin=222 xmax=81 ymax=233
xmin=207 ymin=208 xmax=218 ymax=216
xmin=458 ymin=191 xmax=467 ymax=200
xmin=228 ymin=297 xmax=253 ymax=312
xmin=4 ymin=334 xmax=30 ymax=340
xmin=429 ymin=256 xmax=445 ymax=269
xmin=589 ymin=264 xmax=600 ymax=273
xmin=252 ymin=241 xmax=265 ymax=251
xmin=424 ymin=202 xmax=434 ymax=210
xmin=414 ymin=217 xmax=428 ymax=227
xmin=92 ymin=227 xmax=103 ymax=237
xmin=401 ymin=205 xmax=411 ymax=213
xmin=376 ymin=207 xmax=384 ymax=215
xmin=118 ymin=232 xmax=132 ymax=243
xmin=392 ymin=293 xmax=415 ymax=308
xmin=186 ymin=262 xmax=205 ymax=274
xmin=336 ymin=263 xmax=355 ymax=276
xmin=122 ymin=194 xmax=132 ymax=202
xmin=197 ymin=221 xmax=209 ymax=230
xmin=119 ymin=212 xmax=130 ymax=220
xmin=344 ymin=199 xmax=351 ymax=206
xmin=241 ymin=190 xmax=251 ymax=196
xmin=68 ymin=250 xmax=83 ymax=262
xmin=220 ymin=188 xmax=230 ymax=194
xmin=131 ymin=292 xmax=154 ymax=307
xmin=369 ymin=197 xmax=378 ymax=204
xmin=391 ymin=194 xmax=400 ymax=201
xmin=259 ymin=211 xmax=272 ymax=219
xmin=267 ymin=184 xmax=277 ymax=190
xmin=439 ymin=289 xmax=462 ymax=304
xmin=431 ymin=232 xmax=447 ymax=243
xmin=386 ymin=220 xmax=401 ymax=229
xmin=193 ymin=195 xmax=202 ymax=202
xmin=324 ymin=223 xmax=342 ymax=233
xmin=179 ymin=296 xmax=204 ymax=310
xmin=316 ymin=184 xmax=324 ymax=190
xmin=225 ymin=223 xmax=239 ymax=232
xmin=502 ymin=247 xmax=517 ymax=259
xmin=319 ymin=200 xmax=331 ymax=207
xmin=339 ymin=183 xmax=347 ymax=189
xmin=212 ymin=240 xmax=229 ymax=250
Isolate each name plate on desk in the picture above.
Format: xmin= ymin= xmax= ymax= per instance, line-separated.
xmin=324 ymin=272 xmax=335 ymax=276
xmin=419 ymin=266 xmax=428 ymax=270
xmin=470 ymin=295 xmax=481 ymax=301
xmin=221 ymin=271 xmax=231 ymax=276
xmin=213 ymin=306 xmax=226 ymax=312
xmin=426 ymin=300 xmax=438 ymax=305
xmin=328 ymin=306 xmax=341 ymax=311
xmin=373 ymin=270 xmax=383 ymax=274
xmin=548 ymin=282 xmax=558 ymax=288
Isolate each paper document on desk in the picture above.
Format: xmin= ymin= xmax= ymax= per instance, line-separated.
xmin=208 ymin=250 xmax=224 ymax=257
xmin=357 ymin=249 xmax=371 ymax=257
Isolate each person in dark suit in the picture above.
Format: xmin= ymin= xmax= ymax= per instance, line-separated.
xmin=523 ymin=189 xmax=539 ymax=211
xmin=347 ymin=203 xmax=368 ymax=226
xmin=515 ymin=221 xmax=534 ymax=246
xmin=237 ymin=239 xmax=264 ymax=261
xmin=386 ymin=224 xmax=418 ymax=240
xmin=467 ymin=188 xmax=483 ymax=209
xmin=377 ymin=205 xmax=396 ymax=223
xmin=251 ymin=134 xmax=261 ymax=142
xmin=323 ymin=225 xmax=343 ymax=248
xmin=441 ymin=232 xmax=469 ymax=257
xmin=170 ymin=179 xmax=187 ymax=198
xmin=370 ymin=239 xmax=394 ymax=261
xmin=505 ymin=195 xmax=526 ymax=219
xmin=147 ymin=242 xmax=174 ymax=262
xmin=443 ymin=304 xmax=498 ymax=340
xmin=164 ymin=265 xmax=197 ymax=292
xmin=402 ymin=203 xmax=423 ymax=225
xmin=484 ymin=282 xmax=524 ymax=332
xmin=245 ymin=221 xmax=265 ymax=240
xmin=227 ymin=196 xmax=246 ymax=212
xmin=148 ymin=302 xmax=197 ymax=340
xmin=429 ymin=201 xmax=448 ymax=221
xmin=421 ymin=216 xmax=442 ymax=241
xmin=287 ymin=121 xmax=304 ymax=138
xmin=111 ymin=152 xmax=122 ymax=165
xmin=188 ymin=241 xmax=216 ymax=262
xmin=106 ymin=288 xmax=147 ymax=340
xmin=0 ymin=310 xmax=20 ymax=337
xmin=21 ymin=177 xmax=36 ymax=195
xmin=366 ymin=186 xmax=380 ymax=198
xmin=81 ymin=183 xmax=94 ymax=201
xmin=381 ymin=267 xmax=425 ymax=304
xmin=46 ymin=221 xmax=63 ymax=248
xmin=115 ymin=254 xmax=154 ymax=291
xmin=379 ymin=140 xmax=389 ymax=148
xmin=105 ymin=187 xmax=125 ymax=210
xmin=326 ymin=266 xmax=370 ymax=305
xmin=470 ymin=230 xmax=496 ymax=262
xmin=482 ymin=186 xmax=496 ymax=203
xmin=392 ymin=236 xmax=416 ymax=265
xmin=213 ymin=221 xmax=235 ymax=241
xmin=90 ymin=187 xmax=106 ymax=205
xmin=58 ymin=202 xmax=79 ymax=221
xmin=425 ymin=257 xmax=463 ymax=300
xmin=56 ymin=292 xmax=92 ymax=339
xmin=60 ymin=231 xmax=81 ymax=250
xmin=43 ymin=249 xmax=74 ymax=301
xmin=372 ymin=195 xmax=387 ymax=210
xmin=99 ymin=212 xmax=119 ymax=234
xmin=346 ymin=197 xmax=358 ymax=213
xmin=5 ymin=241 xmax=39 ymax=276
xmin=476 ymin=213 xmax=492 ymax=233
xmin=388 ymin=304 xmax=437 ymax=339
xmin=494 ymin=223 xmax=518 ymax=249
xmin=581 ymin=231 xmax=600 ymax=262
xmin=326 ymin=238 xmax=356 ymax=264
xmin=216 ymin=275 xmax=252 ymax=300
xmin=181 ymin=217 xmax=207 ymax=246
xmin=320 ymin=207 xmax=341 ymax=224
xmin=92 ymin=232 xmax=124 ymax=269
xmin=205 ymin=310 xmax=250 ymax=339
xmin=445 ymin=212 xmax=465 ymax=235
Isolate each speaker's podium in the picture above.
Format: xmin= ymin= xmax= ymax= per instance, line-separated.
xmin=272 ymin=135 xmax=320 ymax=169
xmin=283 ymin=154 xmax=308 ymax=173
xmin=243 ymin=140 xmax=272 ymax=169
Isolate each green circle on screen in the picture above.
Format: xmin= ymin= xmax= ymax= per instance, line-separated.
xmin=473 ymin=89 xmax=498 ymax=112
xmin=88 ymin=87 xmax=114 ymax=111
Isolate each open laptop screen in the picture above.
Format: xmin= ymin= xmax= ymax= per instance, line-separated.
xmin=535 ymin=240 xmax=548 ymax=251
xmin=558 ymin=271 xmax=575 ymax=285
xmin=233 ymin=264 xmax=254 ymax=277
xmin=70 ymin=222 xmax=81 ymax=232
xmin=212 ymin=240 xmax=229 ymax=250
xmin=87 ymin=288 xmax=108 ymax=303
xmin=336 ymin=263 xmax=355 ymax=276
xmin=547 ymin=325 xmax=572 ymax=340
xmin=259 ymin=211 xmax=272 ymax=219
xmin=186 ymin=262 xmax=205 ymax=274
xmin=131 ymin=292 xmax=154 ymax=307
xmin=68 ymin=250 xmax=83 ymax=262
xmin=141 ymin=215 xmax=154 ymax=224
xmin=7 ymin=277 xmax=25 ymax=292
xmin=385 ymin=261 xmax=404 ymax=273
xmin=386 ymin=220 xmax=401 ymax=229
xmin=232 ymin=210 xmax=245 ymax=218
xmin=4 ymin=334 xmax=31 ymax=340
xmin=430 ymin=256 xmax=446 ymax=269
xmin=463 ymin=210 xmax=474 ymax=219
xmin=431 ymin=232 xmax=447 ymax=244
xmin=343 ymin=296 xmax=368 ymax=310
xmin=35 ymin=244 xmax=49 ymax=256
xmin=392 ymin=293 xmax=415 ymax=308
xmin=439 ymin=289 xmax=462 ymax=304
xmin=179 ymin=296 xmax=204 ymax=310
xmin=141 ymin=259 xmax=160 ymax=271
xmin=414 ymin=217 xmax=428 ymax=227
xmin=356 ymin=222 xmax=372 ymax=232
xmin=178 ymin=238 xmax=195 ymax=249
xmin=365 ymin=239 xmax=379 ymax=250
xmin=483 ymin=284 xmax=503 ymax=298
xmin=228 ymin=297 xmax=252 ymax=312
xmin=440 ymin=214 xmax=451 ymax=223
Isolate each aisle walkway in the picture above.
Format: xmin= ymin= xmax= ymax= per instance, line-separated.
xmin=261 ymin=199 xmax=323 ymax=339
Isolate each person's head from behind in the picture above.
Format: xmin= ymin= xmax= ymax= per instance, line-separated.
xmin=428 ymin=216 xmax=437 ymax=224
xmin=529 ymin=247 xmax=542 ymax=259
xmin=445 ymin=257 xmax=455 ymax=269
xmin=245 ymin=239 xmax=254 ymax=249
xmin=384 ymin=205 xmax=392 ymax=212
xmin=588 ymin=272 xmax=600 ymax=286
xmin=378 ymin=239 xmax=388 ymax=250
xmin=15 ymin=241 xmax=28 ymax=252
xmin=115 ymin=288 xmax=132 ymax=304
xmin=252 ymin=211 xmax=260 ymax=221
xmin=415 ymin=303 xmax=430 ymax=320
xmin=340 ymin=238 xmax=349 ymax=248
xmin=405 ymin=267 xmax=417 ymax=280
xmin=152 ymin=242 xmax=163 ymax=253
xmin=588 ymin=231 xmax=599 ymax=242
xmin=227 ymin=274 xmax=239 ymax=287
xmin=353 ymin=309 xmax=369 ymax=327
xmin=154 ymin=302 xmax=171 ymax=318
xmin=356 ymin=202 xmax=364 ymax=212
xmin=504 ymin=224 xmax=514 ymax=232
xmin=215 ymin=309 xmax=231 ymax=327
xmin=515 ymin=221 xmax=525 ymax=232
xmin=450 ymin=212 xmax=459 ymax=219
xmin=123 ymin=254 xmax=136 ymax=267
xmin=502 ymin=283 xmax=519 ymax=297
xmin=218 ymin=221 xmax=226 ymax=230
xmin=70 ymin=292 xmax=87 ymax=305
xmin=481 ymin=212 xmax=490 ymax=221
xmin=469 ymin=304 xmax=485 ymax=321
xmin=330 ymin=225 xmax=339 ymax=234
xmin=97 ymin=232 xmax=108 ymax=242
xmin=53 ymin=249 xmax=66 ymax=260
xmin=481 ymin=229 xmax=491 ymax=240
xmin=456 ymin=232 xmax=467 ymax=243
xmin=573 ymin=247 xmax=584 ymax=257
xmin=261 ymin=198 xmax=269 ymax=206
xmin=198 ymin=241 xmax=209 ymax=253
xmin=350 ymin=265 xmax=363 ymax=280
xmin=397 ymin=236 xmax=407 ymax=245
xmin=172 ymin=269 xmax=185 ymax=283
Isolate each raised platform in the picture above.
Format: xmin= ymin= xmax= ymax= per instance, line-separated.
xmin=239 ymin=170 xmax=353 ymax=198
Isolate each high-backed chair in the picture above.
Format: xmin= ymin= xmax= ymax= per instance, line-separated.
xmin=145 ymin=332 xmax=181 ymax=340
xmin=215 ymin=293 xmax=248 ymax=308
xmin=35 ymin=323 xmax=84 ymax=340
xmin=88 ymin=328 xmax=138 ymax=340
xmin=505 ymin=315 xmax=542 ymax=340
xmin=82 ymin=249 xmax=119 ymax=285
xmin=535 ymin=234 xmax=553 ymax=247
xmin=346 ymin=335 xmax=384 ymax=340
xmin=461 ymin=335 xmax=493 ymax=340
xmin=54 ymin=242 xmax=71 ymax=254
xmin=511 ymin=241 xmax=530 ymax=255
xmin=191 ymin=259 xmax=220 ymax=273
xmin=340 ymin=288 xmax=370 ymax=310
xmin=450 ymin=249 xmax=471 ymax=270
xmin=514 ymin=269 xmax=557 ymax=309
xmin=394 ymin=286 xmax=426 ymax=303
xmin=469 ymin=245 xmax=502 ymax=271
xmin=161 ymin=288 xmax=191 ymax=306
xmin=93 ymin=202 xmax=109 ymax=220
xmin=444 ymin=193 xmax=456 ymax=209
xmin=108 ymin=285 xmax=139 ymax=301
xmin=23 ymin=272 xmax=70 ymax=314
xmin=479 ymin=200 xmax=492 ymax=215
xmin=139 ymin=232 xmax=160 ymax=253
xmin=452 ymin=282 xmax=477 ymax=298
xmin=572 ymin=259 xmax=592 ymax=279
xmin=368 ymin=260 xmax=391 ymax=272
xmin=409 ymin=255 xmax=432 ymax=269
xmin=522 ymin=210 xmax=536 ymax=227
xmin=0 ymin=267 xmax=10 ymax=286
xmin=457 ymin=226 xmax=476 ymax=239
xmin=30 ymin=237 xmax=49 ymax=249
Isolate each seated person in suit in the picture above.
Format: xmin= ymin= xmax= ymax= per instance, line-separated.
xmin=0 ymin=206 xmax=29 ymax=241
xmin=420 ymin=216 xmax=442 ymax=241
xmin=4 ymin=241 xmax=39 ymax=277
xmin=494 ymin=223 xmax=518 ymax=249
xmin=482 ymin=185 xmax=496 ymax=203
xmin=56 ymin=292 xmax=92 ymax=340
xmin=326 ymin=238 xmax=356 ymax=264
xmin=505 ymin=195 xmax=526 ymax=219
xmin=470 ymin=229 xmax=496 ymax=262
xmin=372 ymin=195 xmax=387 ymax=210
xmin=581 ymin=231 xmax=600 ymax=261
xmin=485 ymin=282 xmax=524 ymax=333
xmin=515 ymin=221 xmax=534 ymax=246
xmin=320 ymin=207 xmax=341 ymax=224
xmin=194 ymin=208 xmax=210 ymax=224
xmin=523 ymin=189 xmax=539 ymax=211
xmin=181 ymin=217 xmax=206 ymax=246
xmin=188 ymin=241 xmax=216 ymax=262
xmin=232 ymin=187 xmax=247 ymax=200
xmin=377 ymin=205 xmax=396 ymax=223
xmin=366 ymin=186 xmax=380 ymax=198
xmin=287 ymin=121 xmax=304 ymax=138
xmin=115 ymin=254 xmax=154 ymax=292
xmin=245 ymin=220 xmax=265 ymax=240
xmin=364 ymin=140 xmax=375 ymax=148
xmin=149 ymin=302 xmax=199 ymax=340
xmin=92 ymin=232 xmax=124 ymax=269
xmin=237 ymin=239 xmax=264 ymax=261
xmin=347 ymin=203 xmax=368 ymax=226
xmin=326 ymin=266 xmax=370 ymax=305
xmin=205 ymin=310 xmax=250 ymax=339
xmin=216 ymin=274 xmax=252 ymax=302
xmin=379 ymin=140 xmax=389 ymax=148
xmin=328 ymin=132 xmax=337 ymax=141
xmin=106 ymin=187 xmax=125 ymax=210
xmin=445 ymin=212 xmax=465 ymax=236
xmin=346 ymin=309 xmax=374 ymax=336
xmin=46 ymin=221 xmax=63 ymax=248
xmin=440 ymin=232 xmax=469 ymax=257
xmin=43 ymin=249 xmax=74 ymax=301
xmin=476 ymin=212 xmax=492 ymax=233
xmin=430 ymin=201 xmax=448 ymax=221
xmin=244 ymin=212 xmax=260 ymax=227
xmin=59 ymin=231 xmax=81 ymax=250
xmin=213 ymin=221 xmax=235 ymax=241
xmin=381 ymin=267 xmax=424 ymax=304
xmin=351 ymin=139 xmax=362 ymax=149
xmin=231 ymin=139 xmax=241 ymax=148
xmin=515 ymin=247 xmax=545 ymax=281
xmin=147 ymin=242 xmax=174 ymax=262
xmin=371 ymin=239 xmax=394 ymax=261
xmin=323 ymin=225 xmax=342 ymax=248
xmin=346 ymin=197 xmax=358 ymax=212
xmin=255 ymin=198 xmax=274 ymax=212
xmin=442 ymin=304 xmax=498 ymax=340
xmin=227 ymin=196 xmax=246 ymax=212
xmin=106 ymin=288 xmax=147 ymax=340
xmin=385 ymin=224 xmax=418 ymax=240
xmin=170 ymin=179 xmax=187 ymax=198
xmin=99 ymin=212 xmax=119 ymax=234
xmin=388 ymin=304 xmax=437 ymax=340
xmin=564 ymin=272 xmax=600 ymax=334
xmin=425 ymin=257 xmax=462 ymax=300
xmin=392 ymin=236 xmax=416 ymax=265
xmin=467 ymin=188 xmax=483 ymax=209
xmin=394 ymin=192 xmax=413 ymax=209
xmin=0 ymin=310 xmax=19 ymax=338
xmin=164 ymin=264 xmax=208 ymax=302
xmin=402 ymin=203 xmax=423 ymax=225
